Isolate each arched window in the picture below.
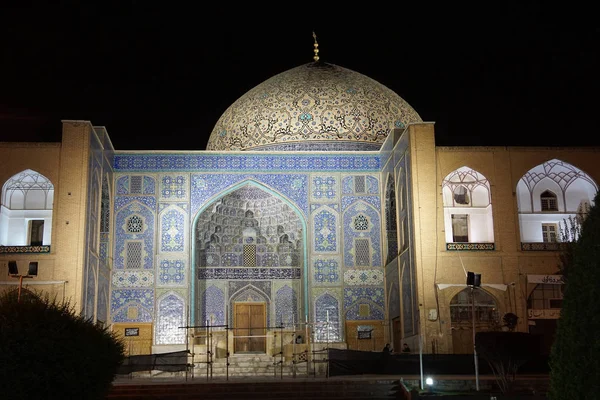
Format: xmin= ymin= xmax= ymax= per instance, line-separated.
xmin=540 ymin=190 xmax=558 ymax=212
xmin=0 ymin=169 xmax=54 ymax=247
xmin=453 ymin=185 xmax=470 ymax=205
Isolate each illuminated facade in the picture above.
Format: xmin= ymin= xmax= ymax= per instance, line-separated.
xmin=1 ymin=59 xmax=597 ymax=358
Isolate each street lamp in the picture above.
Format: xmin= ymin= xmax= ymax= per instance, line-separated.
xmin=466 ymin=271 xmax=481 ymax=392
xmin=8 ymin=260 xmax=38 ymax=302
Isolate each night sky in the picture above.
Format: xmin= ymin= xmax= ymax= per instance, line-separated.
xmin=0 ymin=3 xmax=598 ymax=150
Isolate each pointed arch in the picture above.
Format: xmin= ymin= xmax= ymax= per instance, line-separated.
xmin=442 ymin=166 xmax=494 ymax=246
xmin=156 ymin=292 xmax=186 ymax=345
xmin=191 ymin=179 xmax=308 ymax=324
xmin=0 ymin=169 xmax=54 ymax=247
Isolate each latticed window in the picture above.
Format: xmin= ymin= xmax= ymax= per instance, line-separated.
xmin=542 ymin=223 xmax=558 ymax=242
xmin=127 ymin=215 xmax=143 ymax=233
xmin=130 ymin=176 xmax=143 ymax=194
xmin=126 ymin=241 xmax=142 ymax=269
xmin=540 ymin=190 xmax=558 ymax=211
xmin=353 ymin=214 xmax=369 ymax=231
xmin=355 ymin=238 xmax=370 ymax=266
xmin=243 ymin=244 xmax=256 ymax=267
xmin=354 ymin=176 xmax=365 ymax=193
xmin=100 ymin=189 xmax=110 ymax=233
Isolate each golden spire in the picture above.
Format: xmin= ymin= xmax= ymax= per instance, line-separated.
xmin=312 ymin=31 xmax=320 ymax=62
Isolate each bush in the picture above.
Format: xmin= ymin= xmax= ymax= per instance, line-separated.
xmin=475 ymin=331 xmax=540 ymax=394
xmin=0 ymin=289 xmax=125 ymax=400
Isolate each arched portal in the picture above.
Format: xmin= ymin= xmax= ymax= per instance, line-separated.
xmin=449 ymin=288 xmax=499 ymax=354
xmin=192 ymin=181 xmax=306 ymax=354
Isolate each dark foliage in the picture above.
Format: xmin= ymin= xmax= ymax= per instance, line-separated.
xmin=475 ymin=331 xmax=540 ymax=393
xmin=0 ymin=290 xmax=125 ymax=400
xmin=549 ymin=192 xmax=600 ymax=399
xmin=502 ymin=312 xmax=518 ymax=331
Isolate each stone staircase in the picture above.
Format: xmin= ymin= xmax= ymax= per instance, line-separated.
xmin=192 ymin=353 xmax=316 ymax=378
xmin=106 ymin=378 xmax=403 ymax=399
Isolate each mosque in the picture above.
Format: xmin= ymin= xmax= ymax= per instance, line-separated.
xmin=1 ymin=38 xmax=597 ymax=364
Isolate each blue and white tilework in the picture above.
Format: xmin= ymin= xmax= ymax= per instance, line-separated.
xmin=200 ymin=285 xmax=225 ymax=326
xmin=343 ymin=269 xmax=384 ymax=286
xmin=313 ymin=291 xmax=341 ymax=342
xmin=115 ymin=196 xmax=156 ymax=213
xmin=112 ymin=270 xmax=154 ymax=287
xmin=342 ymin=196 xmax=381 ymax=212
xmin=341 ymin=175 xmax=380 ymax=195
xmin=275 ymin=285 xmax=297 ymax=326
xmin=343 ymin=202 xmax=381 ymax=267
xmin=310 ymin=175 xmax=338 ymax=202
xmin=344 ymin=287 xmax=385 ymax=320
xmin=115 ymin=154 xmax=381 ymax=173
xmin=388 ymin=281 xmax=400 ymax=320
xmin=312 ymin=205 xmax=338 ymax=253
xmin=116 ymin=176 xmax=129 ymax=195
xmin=402 ymin=262 xmax=416 ymax=336
xmin=160 ymin=174 xmax=188 ymax=201
xmin=160 ymin=206 xmax=185 ymax=252
xmin=85 ymin=260 xmax=96 ymax=318
xmin=156 ymin=292 xmax=186 ymax=344
xmin=114 ymin=201 xmax=155 ymax=269
xmin=115 ymin=175 xmax=156 ymax=195
xmin=313 ymin=258 xmax=340 ymax=285
xmin=191 ymin=175 xmax=308 ymax=217
xmin=143 ymin=176 xmax=156 ymax=195
xmin=157 ymin=258 xmax=186 ymax=286
xmin=111 ymin=289 xmax=154 ymax=322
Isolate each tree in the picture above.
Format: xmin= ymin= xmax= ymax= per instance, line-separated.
xmin=0 ymin=289 xmax=125 ymax=400
xmin=549 ymin=193 xmax=600 ymax=399
xmin=475 ymin=331 xmax=539 ymax=394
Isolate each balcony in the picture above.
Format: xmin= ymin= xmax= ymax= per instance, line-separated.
xmin=521 ymin=242 xmax=569 ymax=251
xmin=0 ymin=245 xmax=51 ymax=254
xmin=446 ymin=242 xmax=495 ymax=251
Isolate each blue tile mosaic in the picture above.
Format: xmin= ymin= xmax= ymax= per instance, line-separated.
xmin=343 ymin=202 xmax=381 ymax=267
xmin=314 ymin=293 xmax=341 ymax=342
xmin=197 ymin=268 xmax=301 ymax=280
xmin=112 ymin=271 xmax=154 ymax=287
xmin=156 ymin=293 xmax=186 ymax=345
xmin=114 ymin=201 xmax=154 ymax=269
xmin=117 ymin=176 xmax=129 ymax=195
xmin=200 ymin=285 xmax=225 ymax=326
xmin=229 ymin=281 xmax=271 ymax=296
xmin=342 ymin=196 xmax=381 ymax=212
xmin=388 ymin=281 xmax=400 ymax=319
xmin=344 ymin=287 xmax=385 ymax=320
xmin=343 ymin=269 xmax=384 ymax=286
xmin=366 ymin=176 xmax=380 ymax=194
xmin=190 ymin=174 xmax=308 ymax=218
xmin=158 ymin=259 xmax=186 ymax=285
xmin=111 ymin=288 xmax=154 ymax=322
xmin=161 ymin=175 xmax=187 ymax=200
xmin=310 ymin=203 xmax=339 ymax=213
xmin=115 ymin=154 xmax=381 ymax=173
xmin=311 ymin=176 xmax=337 ymax=200
xmin=313 ymin=206 xmax=338 ymax=252
xmin=115 ymin=196 xmax=156 ymax=212
xmin=313 ymin=258 xmax=340 ymax=284
xmin=341 ymin=175 xmax=380 ymax=195
xmin=275 ymin=285 xmax=297 ymax=327
xmin=143 ymin=176 xmax=156 ymax=195
xmin=160 ymin=207 xmax=185 ymax=252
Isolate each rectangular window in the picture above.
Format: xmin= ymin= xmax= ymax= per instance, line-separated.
xmin=355 ymin=238 xmax=370 ymax=266
xmin=354 ymin=176 xmax=365 ymax=194
xmin=541 ymin=198 xmax=558 ymax=212
xmin=542 ymin=224 xmax=558 ymax=243
xmin=451 ymin=214 xmax=469 ymax=242
xmin=243 ymin=244 xmax=256 ymax=267
xmin=130 ymin=176 xmax=143 ymax=194
xmin=29 ymin=220 xmax=44 ymax=246
xmin=126 ymin=241 xmax=143 ymax=269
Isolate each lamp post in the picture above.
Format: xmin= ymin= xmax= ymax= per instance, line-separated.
xmin=467 ymin=271 xmax=481 ymax=391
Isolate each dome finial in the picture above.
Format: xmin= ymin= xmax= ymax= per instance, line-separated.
xmin=312 ymin=31 xmax=320 ymax=62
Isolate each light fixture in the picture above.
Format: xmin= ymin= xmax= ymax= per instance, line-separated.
xmin=426 ymin=377 xmax=434 ymax=386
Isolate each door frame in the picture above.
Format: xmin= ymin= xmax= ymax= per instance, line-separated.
xmin=233 ymin=302 xmax=266 ymax=354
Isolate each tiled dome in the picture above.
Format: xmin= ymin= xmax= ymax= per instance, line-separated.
xmin=207 ymin=62 xmax=422 ymax=151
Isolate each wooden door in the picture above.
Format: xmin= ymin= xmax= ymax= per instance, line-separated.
xmin=234 ymin=303 xmax=266 ymax=353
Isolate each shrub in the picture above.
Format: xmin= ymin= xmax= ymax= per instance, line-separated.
xmin=475 ymin=331 xmax=539 ymax=394
xmin=0 ymin=289 xmax=125 ymax=400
